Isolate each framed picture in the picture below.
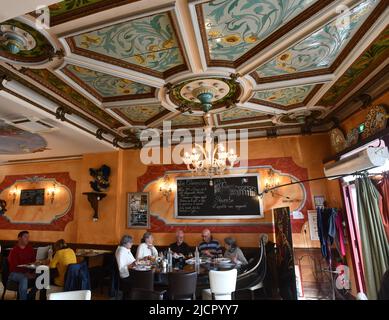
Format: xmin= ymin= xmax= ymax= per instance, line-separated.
xmin=127 ymin=192 xmax=150 ymax=228
xmin=313 ymin=195 xmax=325 ymax=207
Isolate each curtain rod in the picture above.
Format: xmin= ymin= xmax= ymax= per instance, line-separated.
xmin=258 ymin=171 xmax=379 ymax=197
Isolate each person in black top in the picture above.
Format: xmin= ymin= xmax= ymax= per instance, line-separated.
xmin=169 ymin=229 xmax=190 ymax=257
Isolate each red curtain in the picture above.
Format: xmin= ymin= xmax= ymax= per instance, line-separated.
xmin=375 ymin=172 xmax=389 ymax=240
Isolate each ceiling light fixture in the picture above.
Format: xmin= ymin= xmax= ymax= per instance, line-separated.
xmin=182 ymin=126 xmax=238 ymax=183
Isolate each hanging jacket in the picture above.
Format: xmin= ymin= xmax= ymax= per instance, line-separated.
xmin=335 ymin=210 xmax=346 ymax=257
xmin=64 ymin=261 xmax=91 ymax=292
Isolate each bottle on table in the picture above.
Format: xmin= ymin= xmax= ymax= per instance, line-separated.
xmin=195 ymin=246 xmax=200 ymax=265
xmin=167 ymin=248 xmax=173 ymax=267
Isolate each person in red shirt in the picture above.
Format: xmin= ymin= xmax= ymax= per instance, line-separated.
xmin=7 ymin=231 xmax=37 ymax=300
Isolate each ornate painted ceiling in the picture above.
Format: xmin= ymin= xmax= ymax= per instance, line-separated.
xmin=0 ymin=0 xmax=387 ymax=149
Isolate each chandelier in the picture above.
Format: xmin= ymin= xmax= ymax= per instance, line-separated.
xmin=182 ymin=127 xmax=238 ymax=179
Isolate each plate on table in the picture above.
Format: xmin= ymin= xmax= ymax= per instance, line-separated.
xmin=185 ymin=257 xmax=209 ymax=265
xmin=134 ymin=265 xmax=151 ymax=271
xmin=215 ymin=258 xmax=231 ymax=264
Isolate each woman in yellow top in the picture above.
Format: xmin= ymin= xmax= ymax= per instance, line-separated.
xmin=49 ymin=239 xmax=77 ymax=287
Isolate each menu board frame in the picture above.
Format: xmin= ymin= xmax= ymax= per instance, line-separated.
xmin=174 ymin=174 xmax=263 ymax=219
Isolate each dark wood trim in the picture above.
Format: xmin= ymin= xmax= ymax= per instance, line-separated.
xmin=251 ymin=0 xmax=386 ymax=84
xmin=60 ymin=66 xmax=156 ymax=102
xmin=46 ymin=0 xmax=140 ymax=26
xmin=216 ymin=113 xmax=272 ymax=126
xmin=24 ymin=69 xmax=123 ymax=129
xmin=323 ymin=126 xmax=389 ymax=163
xmin=324 ymin=65 xmax=389 ymax=122
xmin=145 ymin=109 xmax=171 ymax=126
xmin=196 ymin=0 xmax=334 ymax=69
xmin=65 ymin=11 xmax=189 ymax=79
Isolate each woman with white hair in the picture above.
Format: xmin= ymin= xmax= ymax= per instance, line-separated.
xmin=223 ymin=237 xmax=248 ymax=265
xmin=115 ymin=235 xmax=136 ymax=279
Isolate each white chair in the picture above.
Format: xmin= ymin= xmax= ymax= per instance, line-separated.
xmin=47 ymin=290 xmax=91 ymax=300
xmin=202 ymin=269 xmax=237 ymax=300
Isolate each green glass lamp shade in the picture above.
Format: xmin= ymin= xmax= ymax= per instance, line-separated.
xmin=3 ymin=34 xmax=25 ymax=54
xmin=197 ymin=92 xmax=214 ymax=113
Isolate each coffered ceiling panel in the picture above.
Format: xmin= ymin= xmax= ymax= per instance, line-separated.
xmin=251 ymin=84 xmax=317 ymax=109
xmin=217 ymin=107 xmax=271 ymax=125
xmin=113 ymin=104 xmax=167 ymax=126
xmin=24 ymin=68 xmax=123 ymax=129
xmin=66 ymin=11 xmax=188 ymax=78
xmin=0 ymin=0 xmax=387 ymax=150
xmin=198 ymin=0 xmax=318 ymax=64
xmin=253 ymin=0 xmax=379 ymax=81
xmin=319 ymin=26 xmax=389 ymax=107
xmin=170 ymin=114 xmax=205 ymax=128
xmin=60 ymin=64 xmax=155 ymax=102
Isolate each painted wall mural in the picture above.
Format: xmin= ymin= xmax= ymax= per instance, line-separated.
xmin=70 ymin=12 xmax=186 ymax=75
xmin=25 ymin=69 xmax=123 ymax=128
xmin=61 ymin=64 xmax=154 ymax=100
xmin=201 ymin=0 xmax=317 ymax=61
xmin=0 ymin=122 xmax=48 ymax=154
xmin=253 ymin=85 xmax=315 ymax=106
xmin=319 ymin=26 xmax=389 ymax=106
xmin=0 ymin=172 xmax=76 ymax=231
xmin=255 ymin=0 xmax=377 ymax=78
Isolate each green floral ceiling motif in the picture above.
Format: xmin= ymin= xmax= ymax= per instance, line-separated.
xmin=0 ymin=19 xmax=53 ymax=62
xmin=171 ymin=115 xmax=204 ymax=127
xmin=253 ymin=85 xmax=315 ymax=106
xmin=219 ymin=108 xmax=267 ymax=122
xmin=26 ymin=69 xmax=122 ymax=128
xmin=255 ymin=0 xmax=377 ymax=78
xmin=115 ymin=105 xmax=165 ymax=123
xmin=62 ymin=64 xmax=154 ymax=99
xmin=319 ymin=27 xmax=389 ymax=106
xmin=202 ymin=0 xmax=317 ymax=61
xmin=71 ymin=12 xmax=185 ymax=74
xmin=49 ymin=0 xmax=104 ymax=17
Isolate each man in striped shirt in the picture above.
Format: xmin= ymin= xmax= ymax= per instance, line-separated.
xmin=198 ymin=229 xmax=222 ymax=258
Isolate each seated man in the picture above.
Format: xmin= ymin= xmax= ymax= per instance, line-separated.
xmin=169 ymin=229 xmax=190 ymax=257
xmin=7 ymin=231 xmax=37 ymax=300
xmin=49 ymin=239 xmax=77 ymax=287
xmin=198 ymin=229 xmax=222 ymax=258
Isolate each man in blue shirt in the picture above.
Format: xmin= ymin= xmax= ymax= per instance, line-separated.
xmin=198 ymin=229 xmax=222 ymax=258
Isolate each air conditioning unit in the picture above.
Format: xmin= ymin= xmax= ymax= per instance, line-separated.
xmin=324 ymin=146 xmax=389 ymax=179
xmin=10 ymin=117 xmax=57 ymax=133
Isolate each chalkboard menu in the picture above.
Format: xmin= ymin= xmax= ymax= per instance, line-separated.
xmin=19 ymin=189 xmax=45 ymax=206
xmin=175 ymin=175 xmax=263 ymax=218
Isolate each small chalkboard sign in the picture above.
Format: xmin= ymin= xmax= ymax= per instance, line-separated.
xmin=174 ymin=174 xmax=263 ymax=219
xmin=19 ymin=189 xmax=45 ymax=206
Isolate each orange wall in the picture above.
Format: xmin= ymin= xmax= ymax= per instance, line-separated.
xmin=0 ymin=134 xmax=342 ymax=248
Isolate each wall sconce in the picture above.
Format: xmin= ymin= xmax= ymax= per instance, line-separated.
xmin=9 ymin=185 xmax=19 ymax=205
xmin=159 ymin=176 xmax=174 ymax=201
xmin=47 ymin=183 xmax=57 ymax=204
xmin=264 ymin=169 xmax=280 ymax=196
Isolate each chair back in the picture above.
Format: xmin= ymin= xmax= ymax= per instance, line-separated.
xmin=47 ymin=290 xmax=91 ymax=300
xmin=167 ymin=271 xmax=197 ymax=300
xmin=128 ymin=269 xmax=154 ymax=291
xmin=1 ymin=256 xmax=10 ymax=287
xmin=64 ymin=261 xmax=91 ymax=292
xmin=209 ymin=269 xmax=237 ymax=298
xmin=128 ymin=288 xmax=164 ymax=300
